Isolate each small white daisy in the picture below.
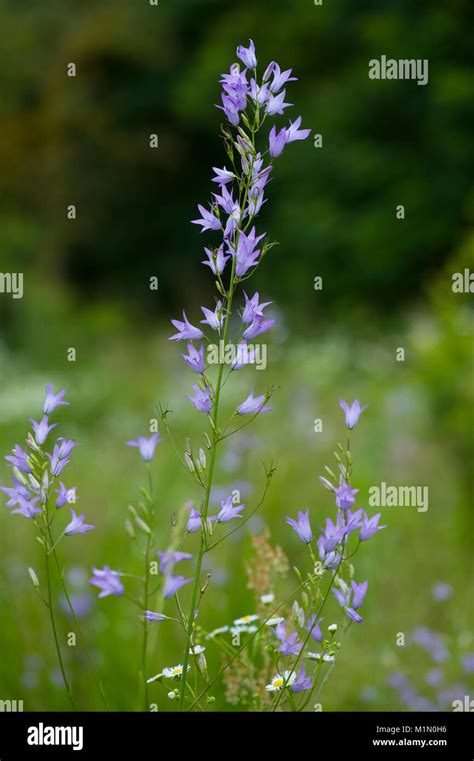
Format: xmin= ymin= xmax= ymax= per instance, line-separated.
xmin=162 ymin=664 xmax=191 ymax=679
xmin=189 ymin=645 xmax=206 ymax=655
xmin=265 ymin=616 xmax=285 ymax=627
xmin=260 ymin=593 xmax=275 ymax=605
xmin=328 ymin=623 xmax=338 ymax=633
xmin=233 ymin=614 xmax=259 ymax=626
xmin=265 ymin=671 xmax=297 ymax=692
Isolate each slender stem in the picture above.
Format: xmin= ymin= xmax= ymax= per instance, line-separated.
xmin=178 ymin=260 xmax=236 ymax=710
xmin=44 ymin=539 xmax=76 ymax=710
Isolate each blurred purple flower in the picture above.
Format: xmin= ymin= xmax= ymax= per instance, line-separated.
xmin=89 ymin=566 xmax=124 ymax=599
xmin=157 ymin=550 xmax=192 ymax=575
xmin=237 ymin=391 xmax=270 ymax=415
xmin=292 ymin=665 xmax=312 ymax=694
xmin=306 ymin=614 xmax=323 ymax=642
xmin=142 ymin=610 xmax=166 ymax=622
xmin=163 ymin=574 xmax=192 ymax=599
xmin=126 ymin=433 xmax=162 ymax=462
xmin=186 ymin=503 xmax=202 ymax=533
xmin=276 ymin=622 xmax=303 ymax=657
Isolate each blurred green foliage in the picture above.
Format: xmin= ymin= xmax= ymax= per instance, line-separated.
xmin=0 ymin=0 xmax=473 ymax=329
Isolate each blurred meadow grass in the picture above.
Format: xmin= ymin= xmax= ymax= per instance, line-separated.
xmin=0 ymin=261 xmax=472 ymax=710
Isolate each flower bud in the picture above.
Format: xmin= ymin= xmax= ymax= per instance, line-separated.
xmin=28 ymin=567 xmax=40 ymax=588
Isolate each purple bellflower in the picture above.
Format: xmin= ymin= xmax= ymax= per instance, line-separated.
xmin=181 ymin=343 xmax=205 ymax=374
xmin=30 ymin=416 xmax=57 ymax=445
xmin=236 ymin=39 xmax=257 ymax=69
xmin=5 ymin=444 xmax=31 ymax=473
xmin=43 ymin=383 xmax=69 ymax=415
xmin=335 ymin=479 xmax=359 ymax=511
xmin=65 ymin=509 xmax=95 ymax=536
xmin=306 ymin=614 xmax=323 ymax=642
xmin=286 ymin=509 xmax=312 ymax=543
xmin=169 ymin=310 xmax=204 ymax=342
xmin=292 ymin=665 xmax=312 ymax=694
xmin=359 ymin=511 xmax=387 ymax=541
xmin=163 ymin=574 xmax=192 ymax=599
xmin=186 ymin=503 xmax=202 ymax=533
xmin=158 ymin=550 xmax=192 ymax=575
xmin=187 ymin=384 xmax=212 ymax=414
xmin=276 ymin=622 xmax=303 ymax=656
xmin=216 ymin=495 xmax=245 ymax=523
xmin=89 ymin=566 xmax=124 ymax=599
xmin=126 ymin=433 xmax=162 ymax=462
xmin=339 ymin=398 xmax=368 ymax=429
xmin=237 ymin=391 xmax=270 ymax=415
xmin=55 ymin=482 xmax=77 ymax=508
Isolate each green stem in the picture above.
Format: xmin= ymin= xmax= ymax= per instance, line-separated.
xmin=44 ymin=541 xmax=76 ymax=710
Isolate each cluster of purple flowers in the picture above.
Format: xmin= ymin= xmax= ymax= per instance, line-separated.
xmin=1 ymin=384 xmax=93 ymax=537
xmin=168 ymin=38 xmax=310 ymax=424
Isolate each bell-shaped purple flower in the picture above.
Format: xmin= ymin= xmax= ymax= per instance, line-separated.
xmin=237 ymin=391 xmax=270 ymax=415
xmin=187 ymin=384 xmax=212 ymax=414
xmin=286 ymin=509 xmax=312 ymax=543
xmin=217 ymin=495 xmax=245 ymax=523
xmin=157 ymin=549 xmax=192 ymax=575
xmin=202 ymin=245 xmax=230 ymax=275
xmin=191 ymin=203 xmax=221 ymax=232
xmin=359 ymin=511 xmax=387 ymax=541
xmin=339 ymin=398 xmax=368 ymax=429
xmin=11 ymin=495 xmax=42 ymax=519
xmin=142 ymin=610 xmax=166 ymax=622
xmin=30 ymin=415 xmax=57 ymax=445
xmin=242 ymin=317 xmax=276 ymax=340
xmin=269 ymin=125 xmax=287 ymax=158
xmin=126 ymin=433 xmax=162 ymax=462
xmin=292 ymin=665 xmax=312 ymax=694
xmin=186 ymin=503 xmax=202 ymax=533
xmin=266 ymin=89 xmax=293 ymax=116
xmin=285 ymin=116 xmax=311 ymax=144
xmin=65 ymin=509 xmax=95 ymax=536
xmin=43 ymin=383 xmax=69 ymax=415
xmin=181 ymin=343 xmax=205 ymax=374
xmin=201 ymin=300 xmax=225 ymax=332
xmin=163 ymin=574 xmax=192 ymax=599
xmin=306 ymin=614 xmax=323 ymax=642
xmin=5 ymin=444 xmax=31 ymax=473
xmin=89 ymin=566 xmax=124 ymax=599
xmin=169 ymin=310 xmax=204 ymax=342
xmin=241 ymin=291 xmax=272 ymax=324
xmin=55 ymin=482 xmax=77 ymax=508
xmin=236 ymin=39 xmax=257 ymax=69
xmin=335 ymin=480 xmax=359 ymax=511
xmin=276 ymin=622 xmax=303 ymax=657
